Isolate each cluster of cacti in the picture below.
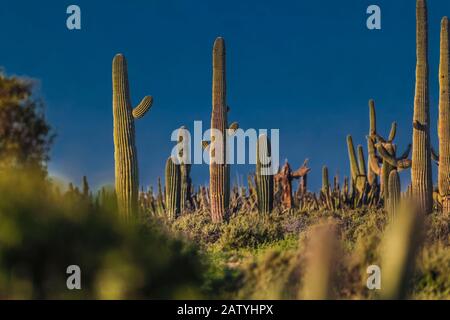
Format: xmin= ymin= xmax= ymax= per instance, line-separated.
xmin=112 ymin=54 xmax=153 ymax=220
xmin=255 ymin=134 xmax=274 ymax=214
xmin=116 ymin=0 xmax=450 ymax=223
xmin=366 ymin=100 xmax=411 ymax=204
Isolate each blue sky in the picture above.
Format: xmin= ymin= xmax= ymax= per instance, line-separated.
xmin=0 ymin=0 xmax=449 ymax=192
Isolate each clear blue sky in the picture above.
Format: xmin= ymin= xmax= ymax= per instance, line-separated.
xmin=0 ymin=0 xmax=449 ymax=192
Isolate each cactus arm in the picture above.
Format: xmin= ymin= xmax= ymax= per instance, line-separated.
xmin=387 ymin=122 xmax=397 ymax=142
xmin=292 ymin=159 xmax=310 ymax=178
xmin=357 ymin=145 xmax=367 ymax=175
xmin=376 ymin=143 xmax=399 ymax=167
xmin=132 ymin=96 xmax=153 ymax=119
xmin=368 ymin=137 xmax=382 ymax=175
xmin=399 ymin=144 xmax=412 ymax=160
xmin=431 ymin=146 xmax=440 ymax=164
xmin=347 ymin=135 xmax=361 ymax=179
xmin=228 ymin=121 xmax=239 ymax=135
xmin=369 ymin=99 xmax=377 ymax=136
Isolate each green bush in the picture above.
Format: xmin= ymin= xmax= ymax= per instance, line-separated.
xmin=0 ymin=170 xmax=205 ymax=299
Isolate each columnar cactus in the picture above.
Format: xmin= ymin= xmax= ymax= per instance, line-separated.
xmin=112 ymin=54 xmax=153 ymax=219
xmin=177 ymin=126 xmax=192 ymax=213
xmin=437 ymin=17 xmax=450 ymax=214
xmin=368 ymin=100 xmax=378 ymax=186
xmin=208 ymin=37 xmax=238 ymax=223
xmin=165 ymin=157 xmax=181 ymax=220
xmin=346 ymin=135 xmax=367 ymax=194
xmin=322 ymin=165 xmax=329 ymax=194
xmin=255 ymin=134 xmax=274 ymax=214
xmin=411 ymin=0 xmax=433 ymax=213
xmin=387 ymin=169 xmax=401 ymax=221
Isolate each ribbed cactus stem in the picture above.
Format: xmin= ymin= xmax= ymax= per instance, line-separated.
xmin=347 ymin=135 xmax=359 ymax=181
xmin=256 ymin=134 xmax=274 ymax=214
xmin=112 ymin=54 xmax=152 ymax=220
xmin=357 ymin=145 xmax=367 ymax=176
xmin=165 ymin=157 xmax=181 ymax=220
xmin=322 ymin=166 xmax=329 ymax=194
xmin=368 ymin=99 xmax=378 ymax=185
xmin=411 ymin=0 xmax=433 ymax=213
xmin=210 ymin=37 xmax=230 ymax=223
xmin=438 ymin=17 xmax=450 ymax=214
xmin=387 ymin=170 xmax=401 ymax=221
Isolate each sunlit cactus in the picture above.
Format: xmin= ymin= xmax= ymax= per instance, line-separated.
xmin=208 ymin=37 xmax=238 ymax=223
xmin=387 ymin=169 xmax=401 ymax=221
xmin=346 ymin=135 xmax=367 ymax=194
xmin=112 ymin=54 xmax=153 ymax=219
xmin=255 ymin=134 xmax=274 ymax=214
xmin=411 ymin=0 xmax=433 ymax=213
xmin=165 ymin=156 xmax=181 ymax=220
xmin=367 ymin=99 xmax=378 ymax=186
xmin=437 ymin=17 xmax=450 ymax=214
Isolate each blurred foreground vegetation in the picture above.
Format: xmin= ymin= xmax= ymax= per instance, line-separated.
xmin=1 ymin=169 xmax=447 ymax=299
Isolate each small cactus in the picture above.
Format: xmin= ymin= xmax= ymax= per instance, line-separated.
xmin=112 ymin=54 xmax=153 ymax=219
xmin=165 ymin=157 xmax=181 ymax=220
xmin=322 ymin=166 xmax=330 ymax=194
xmin=255 ymin=134 xmax=274 ymax=214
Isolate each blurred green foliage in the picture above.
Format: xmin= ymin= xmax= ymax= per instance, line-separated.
xmin=0 ymin=170 xmax=205 ymax=299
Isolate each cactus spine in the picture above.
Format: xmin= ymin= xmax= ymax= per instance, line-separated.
xmin=165 ymin=157 xmax=181 ymax=220
xmin=112 ymin=54 xmax=153 ymax=219
xmin=411 ymin=0 xmax=433 ymax=213
xmin=256 ymin=134 xmax=274 ymax=214
xmin=210 ymin=37 xmax=232 ymax=223
xmin=438 ymin=17 xmax=450 ymax=214
xmin=387 ymin=170 xmax=401 ymax=221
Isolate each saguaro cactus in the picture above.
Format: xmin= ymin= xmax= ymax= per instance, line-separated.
xmin=208 ymin=37 xmax=238 ymax=223
xmin=437 ymin=17 xmax=450 ymax=214
xmin=411 ymin=0 xmax=433 ymax=213
xmin=165 ymin=157 xmax=181 ymax=220
xmin=112 ymin=54 xmax=153 ymax=219
xmin=322 ymin=166 xmax=330 ymax=194
xmin=255 ymin=134 xmax=274 ymax=214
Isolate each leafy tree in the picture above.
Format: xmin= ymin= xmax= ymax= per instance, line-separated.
xmin=0 ymin=71 xmax=54 ymax=172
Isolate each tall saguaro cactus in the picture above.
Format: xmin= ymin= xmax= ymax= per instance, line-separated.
xmin=411 ymin=0 xmax=433 ymax=213
xmin=256 ymin=134 xmax=274 ymax=214
xmin=112 ymin=54 xmax=153 ymax=219
xmin=209 ymin=37 xmax=236 ymax=223
xmin=437 ymin=17 xmax=450 ymax=214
